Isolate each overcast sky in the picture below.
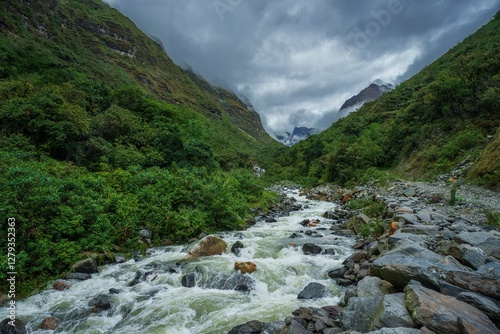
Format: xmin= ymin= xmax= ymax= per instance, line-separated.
xmin=103 ymin=0 xmax=499 ymax=135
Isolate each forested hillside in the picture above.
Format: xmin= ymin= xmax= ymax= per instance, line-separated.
xmin=0 ymin=0 xmax=280 ymax=296
xmin=271 ymin=12 xmax=499 ymax=189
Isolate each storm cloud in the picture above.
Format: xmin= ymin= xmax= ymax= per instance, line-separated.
xmin=103 ymin=0 xmax=499 ymax=135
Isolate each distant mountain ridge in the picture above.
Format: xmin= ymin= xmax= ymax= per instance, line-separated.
xmin=339 ymin=81 xmax=393 ymax=112
xmin=276 ymin=127 xmax=322 ymax=146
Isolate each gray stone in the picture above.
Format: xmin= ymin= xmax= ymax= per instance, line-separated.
xmin=439 ymin=280 xmax=470 ymax=297
xmin=459 ymin=244 xmax=487 ymax=269
xmin=0 ymin=318 xmax=27 ymax=334
xmin=404 ymin=283 xmax=499 ymax=334
xmin=387 ymin=233 xmax=426 ymax=249
xmin=371 ymin=293 xmax=416 ymax=330
xmin=327 ymin=266 xmax=347 ymax=279
xmin=357 ymin=276 xmax=397 ymax=297
xmin=399 ymin=225 xmax=441 ymax=235
xmin=221 ymin=272 xmax=255 ymax=292
xmin=114 ymin=254 xmax=126 ymax=263
xmin=228 ymin=320 xmax=266 ymax=334
xmin=403 ymin=188 xmax=417 ymax=197
xmin=302 ymin=243 xmax=323 ymax=255
xmin=395 ymin=214 xmax=420 ymax=225
xmin=478 ymin=262 xmax=500 ymax=277
xmin=368 ymin=328 xmax=421 ymax=334
xmin=262 ymin=321 xmax=286 ymax=334
xmin=297 ymin=282 xmax=332 ymax=299
xmin=181 ymin=272 xmax=197 ymax=288
xmin=71 ymin=258 xmax=98 ymax=274
xmin=65 ymin=273 xmax=92 ymax=280
xmin=371 ymin=242 xmax=470 ymax=290
xmin=231 ymin=241 xmax=244 ymax=256
xmin=445 ymin=271 xmax=500 ymax=299
xmin=417 ymin=211 xmax=432 ymax=223
xmin=341 ymin=296 xmax=382 ymax=332
xmin=139 ymin=229 xmax=152 ymax=239
xmin=455 ymin=232 xmax=500 ymax=259
xmin=457 ymin=292 xmax=500 ymax=323
xmin=88 ymin=294 xmax=113 ymax=311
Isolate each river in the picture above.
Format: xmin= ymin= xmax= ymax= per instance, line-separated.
xmin=9 ymin=188 xmax=355 ymax=333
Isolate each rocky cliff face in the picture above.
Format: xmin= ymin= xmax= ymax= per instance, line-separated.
xmin=339 ymin=82 xmax=393 ymax=112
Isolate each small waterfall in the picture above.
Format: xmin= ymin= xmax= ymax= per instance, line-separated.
xmin=6 ymin=189 xmax=355 ymax=333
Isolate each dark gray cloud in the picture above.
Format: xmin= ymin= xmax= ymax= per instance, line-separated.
xmin=104 ymin=0 xmax=499 ymax=135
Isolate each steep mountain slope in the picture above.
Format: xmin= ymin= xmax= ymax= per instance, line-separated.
xmin=0 ymin=0 xmax=280 ymax=166
xmin=0 ymin=0 xmax=281 ymax=296
xmin=273 ymin=12 xmax=499 ymax=189
xmin=276 ymin=127 xmax=322 ymax=146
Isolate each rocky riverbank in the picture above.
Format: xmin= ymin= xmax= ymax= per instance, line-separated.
xmin=228 ymin=180 xmax=500 ymax=334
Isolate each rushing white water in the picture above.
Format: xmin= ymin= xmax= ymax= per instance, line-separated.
xmin=9 ymin=189 xmax=355 ymax=333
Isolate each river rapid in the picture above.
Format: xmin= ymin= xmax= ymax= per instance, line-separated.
xmin=9 ymin=188 xmax=355 ymax=333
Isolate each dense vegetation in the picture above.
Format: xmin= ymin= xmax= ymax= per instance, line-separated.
xmin=271 ymin=12 xmax=500 ymax=189
xmin=0 ymin=0 xmax=280 ymax=297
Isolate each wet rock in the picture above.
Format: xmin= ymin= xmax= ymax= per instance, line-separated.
xmin=52 ymin=281 xmax=69 ymax=291
xmin=71 ymin=258 xmax=98 ymax=274
xmin=39 ymin=317 xmax=60 ymax=330
xmin=89 ymin=294 xmax=113 ymax=312
xmin=221 ymin=272 xmax=255 ymax=292
xmin=371 ymin=293 xmax=416 ymax=330
xmin=139 ymin=229 xmax=152 ymax=239
xmin=234 ymin=261 xmax=257 ymax=274
xmin=324 ymin=248 xmax=336 ymax=255
xmin=114 ymin=254 xmax=127 ymax=263
xmin=341 ymin=296 xmax=382 ymax=332
xmin=228 ymin=320 xmax=266 ymax=334
xmin=128 ymin=270 xmax=153 ymax=287
xmin=302 ymin=243 xmax=323 ymax=255
xmin=265 ymin=217 xmax=278 ymax=223
xmin=65 ymin=273 xmax=92 ymax=280
xmin=326 ymin=265 xmax=344 ymax=280
xmin=297 ymin=282 xmax=332 ymax=299
xmin=356 ymin=276 xmax=397 ymax=297
xmin=181 ymin=272 xmax=197 ymax=288
xmin=445 ymin=271 xmax=500 ymax=299
xmin=336 ymin=278 xmax=354 ymax=286
xmin=109 ymin=288 xmax=121 ymax=294
xmin=185 ymin=235 xmax=227 ymax=259
xmin=0 ymin=318 xmax=27 ymax=334
xmin=231 ymin=241 xmax=244 ymax=256
xmin=404 ymin=283 xmax=499 ymax=334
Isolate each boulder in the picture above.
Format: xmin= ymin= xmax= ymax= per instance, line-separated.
xmin=457 ymin=291 xmax=500 ymax=324
xmin=356 ymin=276 xmax=397 ymax=297
xmin=297 ymin=282 xmax=332 ymax=299
xmin=458 ymin=244 xmax=487 ymax=269
xmin=261 ymin=321 xmax=286 ymax=334
xmin=341 ymin=296 xmax=382 ymax=332
xmin=185 ymin=235 xmax=227 ymax=259
xmin=114 ymin=254 xmax=127 ymax=263
xmin=371 ymin=293 xmax=416 ymax=330
xmin=228 ymin=320 xmax=266 ymax=334
xmin=71 ymin=258 xmax=98 ymax=274
xmin=221 ymin=272 xmax=255 ymax=292
xmin=302 ymin=243 xmax=323 ymax=255
xmin=181 ymin=273 xmax=197 ymax=288
xmin=371 ymin=242 xmax=470 ymax=290
xmin=0 ymin=318 xmax=26 ymax=334
xmin=455 ymin=232 xmax=500 ymax=259
xmin=231 ymin=241 xmax=244 ymax=256
xmin=404 ymin=283 xmax=499 ymax=334
xmin=234 ymin=261 xmax=257 ymax=274
xmin=52 ymin=281 xmax=69 ymax=291
xmin=445 ymin=271 xmax=500 ymax=299
xmin=40 ymin=317 xmax=60 ymax=330
xmin=88 ymin=294 xmax=113 ymax=312
xmin=478 ymin=262 xmax=500 ymax=277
